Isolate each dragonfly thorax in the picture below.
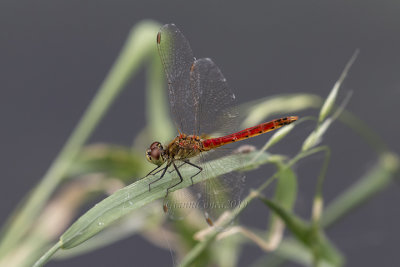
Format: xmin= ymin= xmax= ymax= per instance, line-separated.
xmin=166 ymin=134 xmax=204 ymax=161
xmin=145 ymin=135 xmax=204 ymax=166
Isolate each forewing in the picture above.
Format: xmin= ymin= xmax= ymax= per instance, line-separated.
xmin=157 ymin=25 xmax=239 ymax=136
xmin=157 ymin=24 xmax=196 ymax=133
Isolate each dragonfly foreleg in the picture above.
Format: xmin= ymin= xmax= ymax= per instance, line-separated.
xmin=183 ymin=160 xmax=203 ymax=185
xmin=144 ymin=165 xmax=162 ymax=178
xmin=165 ymin=162 xmax=184 ymax=197
xmin=152 ymin=165 xmax=170 ymax=176
xmin=148 ymin=162 xmax=171 ymax=192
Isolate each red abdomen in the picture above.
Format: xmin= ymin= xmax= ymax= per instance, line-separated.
xmin=202 ymin=116 xmax=298 ymax=150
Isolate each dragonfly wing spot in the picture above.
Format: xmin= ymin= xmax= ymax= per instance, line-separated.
xmin=156 ymin=32 xmax=161 ymax=44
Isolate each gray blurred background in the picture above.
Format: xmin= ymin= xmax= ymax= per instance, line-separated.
xmin=0 ymin=1 xmax=399 ymax=266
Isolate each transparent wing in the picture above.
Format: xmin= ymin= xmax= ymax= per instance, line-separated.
xmin=196 ymin=149 xmax=246 ymax=229
xmin=189 ymin=58 xmax=243 ymax=228
xmin=157 ymin=24 xmax=245 ymax=229
xmin=163 ymin=181 xmax=201 ymax=222
xmin=157 ymin=24 xmax=239 ymax=136
xmin=157 ymin=24 xmax=195 ymax=133
xmin=163 ymin=153 xmax=246 ymax=230
xmin=190 ymin=58 xmax=239 ymax=137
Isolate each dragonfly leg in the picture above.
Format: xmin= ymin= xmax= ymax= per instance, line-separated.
xmin=168 ymin=162 xmax=185 ymax=174
xmin=165 ymin=162 xmax=184 ymax=197
xmin=144 ymin=165 xmax=162 ymax=178
xmin=148 ymin=162 xmax=171 ymax=192
xmin=183 ymin=160 xmax=203 ymax=185
xmin=152 ymin=166 xmax=169 ymax=176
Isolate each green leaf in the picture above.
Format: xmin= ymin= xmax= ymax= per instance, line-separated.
xmin=267 ymin=164 xmax=297 ymax=244
xmin=274 ymin=238 xmax=338 ymax=267
xmin=54 ymin=203 xmax=163 ymax=260
xmin=260 ymin=198 xmax=343 ymax=266
xmin=318 ymin=50 xmax=359 ymax=123
xmin=265 ymin=152 xmax=399 ymax=266
xmin=302 ymin=118 xmax=333 ymax=151
xmin=37 ymin=150 xmax=272 ymax=261
xmin=273 ymin=164 xmax=297 ymax=211
xmin=261 ymin=198 xmax=309 ymax=244
xmin=240 ymin=93 xmax=322 ymax=128
xmin=261 ymin=121 xmax=298 ymax=152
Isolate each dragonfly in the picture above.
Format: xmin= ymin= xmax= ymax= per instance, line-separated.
xmin=145 ymin=23 xmax=298 ymax=227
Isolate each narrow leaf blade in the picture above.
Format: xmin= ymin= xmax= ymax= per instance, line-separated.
xmin=60 ymin=151 xmax=272 ymax=249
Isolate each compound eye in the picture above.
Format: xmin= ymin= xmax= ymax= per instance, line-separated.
xmin=150 ymin=141 xmax=162 ymax=150
xmin=145 ymin=149 xmax=152 ymax=160
xmin=145 ymin=141 xmax=165 ymax=166
xmin=150 ymin=147 xmax=161 ymax=160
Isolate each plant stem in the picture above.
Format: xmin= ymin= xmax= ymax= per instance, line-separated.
xmin=33 ymin=242 xmax=61 ymax=267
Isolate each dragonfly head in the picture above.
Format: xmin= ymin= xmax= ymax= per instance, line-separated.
xmin=146 ymin=141 xmax=166 ymax=166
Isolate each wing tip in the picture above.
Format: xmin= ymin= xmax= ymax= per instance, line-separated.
xmin=157 ymin=23 xmax=180 ymax=44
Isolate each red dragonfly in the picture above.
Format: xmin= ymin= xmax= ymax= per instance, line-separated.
xmin=146 ymin=24 xmax=297 ymax=227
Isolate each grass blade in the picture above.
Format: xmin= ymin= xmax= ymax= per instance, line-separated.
xmin=318 ymin=49 xmax=359 ymax=123
xmin=54 ymin=203 xmax=163 ymax=260
xmin=261 ymin=198 xmax=343 ymax=266
xmin=266 ymin=164 xmax=297 ymax=247
xmin=260 ymin=198 xmax=310 ymax=244
xmin=34 ymin=151 xmax=272 ymax=264
xmin=273 ymin=239 xmax=337 ymax=267
xmin=240 ymin=93 xmax=322 ymax=128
